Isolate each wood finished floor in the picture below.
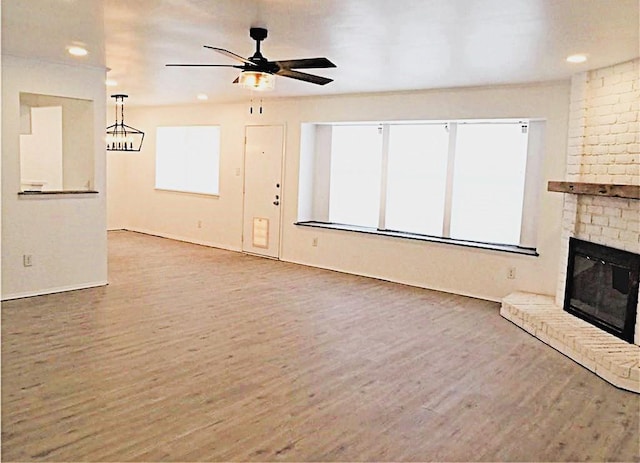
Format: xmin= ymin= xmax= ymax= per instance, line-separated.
xmin=2 ymin=231 xmax=639 ymax=462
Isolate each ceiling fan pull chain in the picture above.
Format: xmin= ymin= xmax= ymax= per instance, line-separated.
xmin=250 ymin=98 xmax=253 ymax=114
xmin=260 ymin=99 xmax=263 ymax=114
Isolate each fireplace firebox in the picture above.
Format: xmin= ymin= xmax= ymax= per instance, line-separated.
xmin=564 ymin=238 xmax=639 ymax=343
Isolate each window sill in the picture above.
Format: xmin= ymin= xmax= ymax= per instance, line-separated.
xmin=294 ymin=221 xmax=539 ymax=256
xmin=154 ymin=188 xmax=219 ymax=198
xmin=18 ymin=190 xmax=99 ymax=197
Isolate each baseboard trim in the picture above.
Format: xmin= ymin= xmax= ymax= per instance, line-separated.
xmin=281 ymin=257 xmax=501 ymax=303
xmin=119 ymin=227 xmax=242 ymax=253
xmin=1 ymin=281 xmax=109 ymax=302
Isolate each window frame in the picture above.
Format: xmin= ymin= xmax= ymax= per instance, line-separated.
xmin=296 ymin=119 xmax=544 ymax=255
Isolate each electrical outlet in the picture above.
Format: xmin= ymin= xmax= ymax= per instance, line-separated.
xmin=312 ymin=237 xmax=318 ymax=247
xmin=507 ymin=267 xmax=516 ymax=279
xmin=197 ymin=220 xmax=202 ymax=229
xmin=23 ymin=254 xmax=33 ymax=267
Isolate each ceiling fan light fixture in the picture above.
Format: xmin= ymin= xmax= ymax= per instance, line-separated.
xmin=239 ymin=70 xmax=275 ymax=91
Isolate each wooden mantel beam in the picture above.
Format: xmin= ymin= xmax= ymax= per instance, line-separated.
xmin=547 ymin=181 xmax=640 ymax=200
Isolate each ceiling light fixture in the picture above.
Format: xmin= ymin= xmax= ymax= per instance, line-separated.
xmin=238 ymin=70 xmax=275 ymax=91
xmin=68 ymin=46 xmax=88 ymax=57
xmin=566 ymin=54 xmax=587 ymax=63
xmin=106 ymin=94 xmax=145 ymax=152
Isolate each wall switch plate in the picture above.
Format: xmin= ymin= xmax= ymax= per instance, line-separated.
xmin=312 ymin=237 xmax=318 ymax=247
xmin=507 ymin=267 xmax=516 ymax=279
xmin=23 ymin=254 xmax=33 ymax=267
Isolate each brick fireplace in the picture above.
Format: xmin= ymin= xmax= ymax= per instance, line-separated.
xmin=501 ymin=58 xmax=639 ymax=392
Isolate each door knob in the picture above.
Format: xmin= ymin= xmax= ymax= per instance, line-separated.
xmin=273 ymin=200 xmax=280 ymax=206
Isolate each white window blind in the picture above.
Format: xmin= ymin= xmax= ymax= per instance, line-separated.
xmin=385 ymin=124 xmax=449 ymax=236
xmin=155 ymin=126 xmax=220 ymax=195
xmin=450 ymin=123 xmax=528 ymax=245
xmin=329 ymin=125 xmax=383 ymax=228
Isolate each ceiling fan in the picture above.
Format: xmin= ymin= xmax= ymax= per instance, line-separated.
xmin=166 ymin=27 xmax=336 ymax=89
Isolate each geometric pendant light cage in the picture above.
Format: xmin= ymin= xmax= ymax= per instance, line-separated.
xmin=106 ymin=94 xmax=145 ymax=151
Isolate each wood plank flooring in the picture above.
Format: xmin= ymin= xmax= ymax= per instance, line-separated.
xmin=2 ymin=230 xmax=639 ymax=462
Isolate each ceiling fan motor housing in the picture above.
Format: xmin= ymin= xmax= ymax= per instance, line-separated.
xmin=249 ymin=27 xmax=269 ymax=64
xmin=250 ymin=27 xmax=268 ymax=41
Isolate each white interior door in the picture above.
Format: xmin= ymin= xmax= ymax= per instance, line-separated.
xmin=242 ymin=125 xmax=284 ymax=258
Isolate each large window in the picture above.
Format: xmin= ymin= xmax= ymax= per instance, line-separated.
xmin=298 ymin=119 xmax=542 ymax=250
xmin=385 ymin=124 xmax=449 ymax=236
xmin=155 ymin=126 xmax=221 ymax=195
xmin=329 ymin=125 xmax=383 ymax=227
xmin=450 ymin=123 xmax=528 ymax=245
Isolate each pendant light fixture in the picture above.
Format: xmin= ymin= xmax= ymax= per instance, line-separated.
xmin=106 ymin=94 xmax=144 ymax=151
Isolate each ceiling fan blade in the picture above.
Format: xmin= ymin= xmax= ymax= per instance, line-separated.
xmin=276 ymin=69 xmax=333 ymax=85
xmin=204 ymin=46 xmax=256 ymax=66
xmin=166 ymin=64 xmax=242 ymax=68
xmin=275 ymin=58 xmax=336 ymax=70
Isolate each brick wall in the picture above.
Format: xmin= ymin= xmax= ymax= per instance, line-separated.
xmin=566 ymin=59 xmax=639 ymax=184
xmin=557 ymin=58 xmax=640 ymax=345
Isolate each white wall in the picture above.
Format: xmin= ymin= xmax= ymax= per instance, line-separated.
xmin=20 ymin=106 xmax=63 ymax=190
xmin=1 ymin=55 xmax=107 ymax=299
xmin=0 ymin=5 xmax=3 ymax=298
xmin=108 ymin=81 xmax=570 ymax=301
xmin=61 ymin=97 xmax=95 ymax=190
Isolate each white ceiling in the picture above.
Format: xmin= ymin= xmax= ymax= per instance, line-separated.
xmin=2 ymin=0 xmax=639 ymax=107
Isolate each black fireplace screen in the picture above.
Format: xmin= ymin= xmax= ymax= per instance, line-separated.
xmin=564 ymin=238 xmax=639 ymax=343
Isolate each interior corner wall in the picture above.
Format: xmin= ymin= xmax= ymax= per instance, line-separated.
xmin=106 ymin=102 xmax=247 ymax=250
xmin=108 ymin=81 xmax=570 ymax=302
xmin=106 ymin=150 xmax=130 ymax=231
xmin=1 ymin=55 xmax=107 ymax=300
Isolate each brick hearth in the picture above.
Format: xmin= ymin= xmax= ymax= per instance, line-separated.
xmin=501 ymin=292 xmax=639 ymax=393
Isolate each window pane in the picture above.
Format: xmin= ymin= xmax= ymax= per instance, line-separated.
xmin=156 ymin=126 xmax=220 ymax=195
xmin=329 ymin=125 xmax=382 ymax=227
xmin=385 ymin=124 xmax=449 ymax=235
xmin=450 ymin=123 xmax=528 ymax=245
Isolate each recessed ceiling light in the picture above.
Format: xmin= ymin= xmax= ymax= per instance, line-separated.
xmin=197 ymin=94 xmax=208 ymax=101
xmin=566 ymin=54 xmax=587 ymax=64
xmin=105 ymin=79 xmax=118 ymax=87
xmin=68 ymin=46 xmax=88 ymax=57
